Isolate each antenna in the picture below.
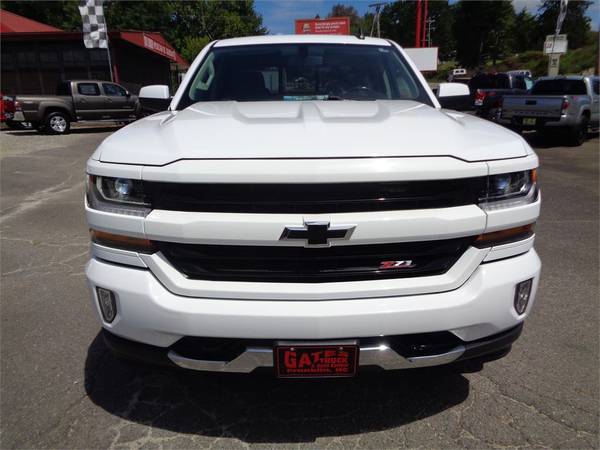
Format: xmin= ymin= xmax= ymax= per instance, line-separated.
xmin=369 ymin=2 xmax=387 ymax=38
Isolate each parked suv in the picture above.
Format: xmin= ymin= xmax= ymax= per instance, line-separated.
xmin=12 ymin=80 xmax=140 ymax=134
xmin=85 ymin=35 xmax=541 ymax=378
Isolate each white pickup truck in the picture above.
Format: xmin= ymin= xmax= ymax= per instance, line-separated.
xmin=85 ymin=35 xmax=541 ymax=378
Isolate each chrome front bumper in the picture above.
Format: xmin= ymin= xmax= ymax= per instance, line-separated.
xmin=167 ymin=343 xmax=466 ymax=373
xmin=102 ymin=323 xmax=523 ymax=374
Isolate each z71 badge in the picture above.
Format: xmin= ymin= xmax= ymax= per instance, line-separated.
xmin=379 ymin=260 xmax=416 ymax=270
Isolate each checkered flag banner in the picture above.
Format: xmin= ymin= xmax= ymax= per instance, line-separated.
xmin=79 ymin=0 xmax=108 ymax=49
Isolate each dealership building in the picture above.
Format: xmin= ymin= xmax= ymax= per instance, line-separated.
xmin=0 ymin=9 xmax=188 ymax=95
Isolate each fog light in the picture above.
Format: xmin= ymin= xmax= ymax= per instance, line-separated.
xmin=514 ymin=279 xmax=533 ymax=315
xmin=96 ymin=287 xmax=117 ymax=323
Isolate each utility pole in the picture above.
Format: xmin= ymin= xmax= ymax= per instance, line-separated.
xmin=425 ymin=16 xmax=435 ymax=47
xmin=369 ymin=2 xmax=386 ymax=38
xmin=548 ymin=0 xmax=569 ymax=76
xmin=415 ymin=0 xmax=422 ymax=47
xmin=421 ymin=0 xmax=428 ymax=48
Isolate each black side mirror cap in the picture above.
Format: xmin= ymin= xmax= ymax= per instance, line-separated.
xmin=437 ymin=94 xmax=473 ymax=111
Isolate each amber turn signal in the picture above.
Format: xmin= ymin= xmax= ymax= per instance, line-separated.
xmin=90 ymin=229 xmax=156 ymax=253
xmin=530 ymin=168 xmax=537 ymax=184
xmin=474 ymin=224 xmax=534 ymax=248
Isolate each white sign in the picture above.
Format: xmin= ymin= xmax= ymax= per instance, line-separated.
xmin=544 ymin=34 xmax=568 ymax=55
xmin=548 ymin=54 xmax=561 ymax=76
xmin=404 ymin=47 xmax=438 ymax=72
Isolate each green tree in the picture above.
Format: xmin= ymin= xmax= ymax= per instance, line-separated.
xmin=424 ymin=1 xmax=455 ymax=60
xmin=379 ymin=1 xmax=417 ymax=47
xmin=511 ymin=8 xmax=539 ymax=54
xmin=453 ymin=0 xmax=515 ymax=67
xmin=535 ymin=0 xmax=592 ymax=50
xmin=104 ymin=1 xmax=174 ymax=34
xmin=327 ymin=3 xmax=361 ymax=35
xmin=166 ymin=0 xmax=266 ymax=59
xmin=378 ymin=1 xmax=455 ymax=60
xmin=179 ymin=36 xmax=212 ymax=63
xmin=1 ymin=0 xmax=82 ymax=30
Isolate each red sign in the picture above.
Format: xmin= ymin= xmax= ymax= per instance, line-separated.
xmin=142 ymin=34 xmax=176 ymax=61
xmin=295 ymin=17 xmax=350 ymax=35
xmin=275 ymin=344 xmax=358 ymax=378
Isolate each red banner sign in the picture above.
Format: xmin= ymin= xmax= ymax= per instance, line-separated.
xmin=295 ymin=17 xmax=350 ymax=35
xmin=143 ymin=34 xmax=176 ymax=61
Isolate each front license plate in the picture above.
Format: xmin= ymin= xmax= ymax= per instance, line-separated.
xmin=275 ymin=343 xmax=359 ymax=378
xmin=522 ymin=117 xmax=536 ymax=126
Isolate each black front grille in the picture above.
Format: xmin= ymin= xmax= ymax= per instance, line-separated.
xmin=157 ymin=237 xmax=473 ymax=283
xmin=145 ymin=178 xmax=486 ymax=214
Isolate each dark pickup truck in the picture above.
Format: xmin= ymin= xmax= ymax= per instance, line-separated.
xmin=12 ymin=80 xmax=140 ymax=134
xmin=469 ymin=72 xmax=533 ymax=120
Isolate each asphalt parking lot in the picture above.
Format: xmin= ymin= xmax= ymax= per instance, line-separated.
xmin=1 ymin=124 xmax=598 ymax=449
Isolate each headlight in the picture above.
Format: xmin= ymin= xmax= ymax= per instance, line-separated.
xmin=480 ymin=169 xmax=538 ymax=210
xmin=86 ymin=175 xmax=151 ymax=216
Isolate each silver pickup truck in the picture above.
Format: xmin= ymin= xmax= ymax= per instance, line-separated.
xmin=501 ymin=76 xmax=599 ymax=146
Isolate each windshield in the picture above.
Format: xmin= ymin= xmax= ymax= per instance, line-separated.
xmin=178 ymin=43 xmax=432 ymax=109
xmin=532 ymin=79 xmax=587 ymax=95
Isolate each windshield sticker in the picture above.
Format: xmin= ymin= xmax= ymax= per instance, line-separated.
xmin=283 ymin=95 xmax=330 ymax=101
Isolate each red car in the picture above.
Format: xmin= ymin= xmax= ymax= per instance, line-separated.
xmin=1 ymin=93 xmax=30 ymax=129
xmin=1 ymin=92 xmax=15 ymax=123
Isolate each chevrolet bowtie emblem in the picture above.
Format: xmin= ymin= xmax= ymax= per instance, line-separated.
xmin=280 ymin=221 xmax=355 ymax=247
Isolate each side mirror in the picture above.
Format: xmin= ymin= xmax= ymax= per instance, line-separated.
xmin=139 ymin=85 xmax=171 ymax=112
xmin=436 ymin=82 xmax=472 ymax=111
xmin=125 ymin=90 xmax=131 ymax=97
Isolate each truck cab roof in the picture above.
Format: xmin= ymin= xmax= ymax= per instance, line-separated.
xmin=536 ymin=75 xmax=598 ymax=82
xmin=213 ymin=34 xmax=391 ymax=48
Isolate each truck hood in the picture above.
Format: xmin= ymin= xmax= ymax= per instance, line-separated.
xmin=95 ymin=100 xmax=529 ymax=165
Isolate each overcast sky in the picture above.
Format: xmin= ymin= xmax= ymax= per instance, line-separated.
xmin=255 ymin=0 xmax=600 ymax=35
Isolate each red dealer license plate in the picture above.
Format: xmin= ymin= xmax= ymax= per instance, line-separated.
xmin=275 ymin=343 xmax=359 ymax=378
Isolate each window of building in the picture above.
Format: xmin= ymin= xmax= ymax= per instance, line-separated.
xmin=89 ymin=49 xmax=108 ymax=64
xmin=40 ymin=50 xmax=59 ymax=68
xmin=63 ymin=49 xmax=86 ymax=67
xmin=17 ymin=51 xmax=37 ymax=68
xmin=1 ymin=51 xmax=14 ymax=70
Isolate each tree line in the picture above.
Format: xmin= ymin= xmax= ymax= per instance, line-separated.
xmin=331 ymin=0 xmax=594 ymax=67
xmin=2 ymin=0 xmax=595 ymax=67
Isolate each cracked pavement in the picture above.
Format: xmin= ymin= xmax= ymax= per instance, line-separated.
xmin=1 ymin=125 xmax=598 ymax=449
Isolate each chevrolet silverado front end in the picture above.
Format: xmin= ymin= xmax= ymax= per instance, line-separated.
xmin=85 ymin=35 xmax=541 ymax=377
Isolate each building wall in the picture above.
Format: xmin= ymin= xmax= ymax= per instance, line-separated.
xmin=1 ymin=37 xmax=173 ymax=95
xmin=112 ymin=40 xmax=171 ymax=94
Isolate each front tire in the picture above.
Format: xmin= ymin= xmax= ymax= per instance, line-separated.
xmin=567 ymin=116 xmax=589 ymax=147
xmin=44 ymin=111 xmax=70 ymax=135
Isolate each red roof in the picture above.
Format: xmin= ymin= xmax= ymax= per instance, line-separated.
xmin=120 ymin=31 xmax=188 ymax=67
xmin=0 ymin=10 xmax=188 ymax=68
xmin=0 ymin=9 xmax=62 ymax=33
